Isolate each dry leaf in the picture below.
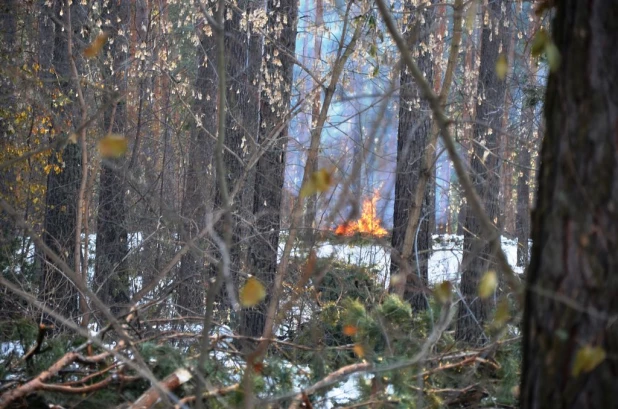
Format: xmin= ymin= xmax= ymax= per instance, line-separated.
xmin=478 ymin=271 xmax=497 ymax=299
xmin=300 ymin=168 xmax=333 ymax=198
xmin=572 ymin=345 xmax=606 ymax=376
xmin=435 ymin=280 xmax=453 ymax=304
xmin=98 ymin=134 xmax=128 ymax=158
xmin=239 ymin=277 xmax=266 ymax=308
xmin=353 ymin=344 xmax=365 ymax=358
xmin=84 ymin=32 xmax=109 ymax=58
xmin=252 ymin=362 xmax=265 ymax=374
xmin=343 ymin=325 xmax=358 ymax=336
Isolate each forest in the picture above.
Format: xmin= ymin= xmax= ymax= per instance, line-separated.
xmin=0 ymin=0 xmax=617 ymax=408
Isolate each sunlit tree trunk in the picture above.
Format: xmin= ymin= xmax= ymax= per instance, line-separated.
xmin=499 ymin=24 xmax=516 ymax=235
xmin=456 ymin=10 xmax=481 ymax=236
xmin=521 ymin=1 xmax=618 ymax=406
xmin=456 ymin=0 xmax=511 ymax=344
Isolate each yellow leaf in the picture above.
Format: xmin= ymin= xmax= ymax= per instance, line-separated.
xmin=493 ymin=298 xmax=510 ymax=328
xmin=531 ymin=29 xmax=549 ymax=58
xmin=434 ymin=280 xmax=453 ymax=304
xmin=478 ymin=271 xmax=497 ymax=299
xmin=353 ymin=344 xmax=365 ymax=358
xmin=495 ymin=54 xmax=508 ymax=80
xmin=68 ymin=133 xmax=78 ymax=144
xmin=98 ymin=134 xmax=128 ymax=158
xmin=572 ymin=345 xmax=606 ymax=376
xmin=545 ymin=42 xmax=561 ymax=73
xmin=389 ymin=273 xmax=405 ymax=287
xmin=343 ymin=325 xmax=358 ymax=336
xmin=239 ymin=277 xmax=266 ymax=308
xmin=84 ymin=32 xmax=109 ymax=58
xmin=300 ymin=168 xmax=333 ymax=198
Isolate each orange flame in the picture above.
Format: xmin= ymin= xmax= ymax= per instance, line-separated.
xmin=335 ymin=194 xmax=388 ymax=237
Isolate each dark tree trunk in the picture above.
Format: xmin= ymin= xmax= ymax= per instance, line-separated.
xmin=241 ymin=0 xmax=298 ymax=338
xmin=39 ymin=0 xmax=86 ymax=322
xmin=521 ymin=1 xmax=618 ymax=407
xmin=94 ymin=0 xmax=130 ymax=316
xmin=208 ymin=0 xmax=263 ymax=315
xmin=390 ymin=0 xmax=435 ymax=311
xmin=516 ymin=97 xmax=533 ymax=268
xmin=176 ymin=10 xmax=219 ymax=313
xmin=129 ymin=0 xmax=164 ymax=294
xmin=0 ymin=0 xmax=18 ymax=318
xmin=0 ymin=0 xmax=17 ymax=246
xmin=516 ymin=18 xmax=541 ymax=269
xmin=456 ymin=0 xmax=510 ymax=344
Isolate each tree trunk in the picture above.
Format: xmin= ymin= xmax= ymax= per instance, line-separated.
xmin=176 ymin=7 xmax=219 ymax=313
xmin=209 ymin=0 xmax=263 ymax=314
xmin=515 ymin=85 xmax=534 ymax=268
xmin=241 ymin=0 xmax=298 ymax=338
xmin=498 ymin=26 xmax=516 ymax=235
xmin=94 ymin=0 xmax=130 ymax=316
xmin=521 ymin=1 xmax=618 ymax=407
xmin=0 ymin=0 xmax=17 ymax=247
xmin=456 ymin=14 xmax=480 ymax=236
xmin=515 ymin=17 xmax=541 ymax=269
xmin=515 ymin=114 xmax=531 ymax=268
xmin=39 ymin=0 xmax=86 ymax=322
xmin=390 ymin=0 xmax=434 ymax=311
xmin=456 ymin=0 xmax=510 ymax=344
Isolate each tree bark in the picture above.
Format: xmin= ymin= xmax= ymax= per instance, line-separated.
xmin=456 ymin=0 xmax=510 ymax=344
xmin=515 ymin=111 xmax=531 ymax=268
xmin=390 ymin=0 xmax=435 ymax=311
xmin=521 ymin=1 xmax=618 ymax=407
xmin=39 ymin=0 xmax=86 ymax=323
xmin=456 ymin=12 xmax=480 ymax=236
xmin=208 ymin=0 xmax=263 ymax=313
xmin=0 ymin=0 xmax=17 ymax=247
xmin=176 ymin=5 xmax=219 ymax=313
xmin=241 ymin=0 xmax=298 ymax=338
xmin=94 ymin=0 xmax=131 ymax=316
xmin=515 ymin=17 xmax=541 ymax=269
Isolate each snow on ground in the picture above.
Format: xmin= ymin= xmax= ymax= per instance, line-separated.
xmin=1 ymin=342 xmax=24 ymax=357
xmin=281 ymin=234 xmax=526 ymax=288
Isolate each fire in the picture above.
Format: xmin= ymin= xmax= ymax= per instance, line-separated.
xmin=335 ymin=195 xmax=388 ymax=238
